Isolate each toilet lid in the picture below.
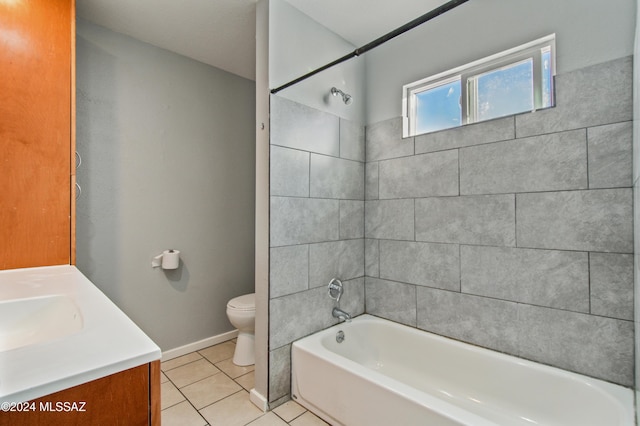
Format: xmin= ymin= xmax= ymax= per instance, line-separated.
xmin=228 ymin=293 xmax=255 ymax=311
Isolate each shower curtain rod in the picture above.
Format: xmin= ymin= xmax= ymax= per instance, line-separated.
xmin=270 ymin=0 xmax=470 ymax=94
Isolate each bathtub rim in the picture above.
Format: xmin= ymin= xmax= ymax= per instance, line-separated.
xmin=291 ymin=314 xmax=634 ymax=426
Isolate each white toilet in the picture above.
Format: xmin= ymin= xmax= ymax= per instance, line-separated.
xmin=226 ymin=293 xmax=255 ymax=366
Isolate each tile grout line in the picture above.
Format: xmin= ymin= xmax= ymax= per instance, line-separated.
xmin=162 ymin=343 xmax=318 ymax=425
xmin=162 ymin=374 xmax=210 ymax=425
xmin=163 ymin=347 xmax=272 ymax=425
xmin=161 ymin=355 xmax=204 ymax=372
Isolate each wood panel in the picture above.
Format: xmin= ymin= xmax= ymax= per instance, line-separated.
xmin=0 ymin=364 xmax=150 ymax=426
xmin=150 ymin=360 xmax=161 ymax=426
xmin=0 ymin=0 xmax=73 ymax=269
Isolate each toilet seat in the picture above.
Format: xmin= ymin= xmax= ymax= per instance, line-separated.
xmin=227 ymin=293 xmax=255 ymax=311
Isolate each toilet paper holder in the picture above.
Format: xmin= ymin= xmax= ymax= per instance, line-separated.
xmin=152 ymin=249 xmax=180 ymax=269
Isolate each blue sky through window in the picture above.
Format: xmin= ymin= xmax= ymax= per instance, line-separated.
xmin=542 ymin=50 xmax=553 ymax=107
xmin=405 ymin=35 xmax=555 ymax=137
xmin=415 ymin=79 xmax=461 ymax=134
xmin=476 ymin=60 xmax=533 ymax=122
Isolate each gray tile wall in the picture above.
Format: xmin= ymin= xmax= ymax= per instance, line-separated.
xmin=268 ymin=95 xmax=366 ymax=402
xmin=364 ymin=56 xmax=634 ymax=387
xmin=267 ymin=57 xmax=634 ymax=404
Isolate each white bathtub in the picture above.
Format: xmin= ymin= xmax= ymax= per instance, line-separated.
xmin=291 ymin=314 xmax=634 ymax=426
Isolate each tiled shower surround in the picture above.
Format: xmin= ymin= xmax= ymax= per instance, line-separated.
xmin=269 ymin=95 xmax=366 ymax=405
xmin=269 ymin=56 xmax=634 ymax=404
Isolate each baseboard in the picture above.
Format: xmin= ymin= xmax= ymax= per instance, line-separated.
xmin=161 ymin=329 xmax=239 ymax=362
xmin=250 ymin=388 xmax=268 ymax=412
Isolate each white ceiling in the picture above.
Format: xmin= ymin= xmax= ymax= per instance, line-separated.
xmin=77 ymin=0 xmax=447 ymax=81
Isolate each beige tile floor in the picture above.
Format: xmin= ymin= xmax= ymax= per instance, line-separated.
xmin=161 ymin=340 xmax=329 ymax=426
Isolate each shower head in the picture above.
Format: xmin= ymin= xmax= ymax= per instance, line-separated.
xmin=331 ymin=87 xmax=353 ymax=105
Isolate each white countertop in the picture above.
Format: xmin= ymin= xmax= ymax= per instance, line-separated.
xmin=0 ymin=265 xmax=161 ymax=403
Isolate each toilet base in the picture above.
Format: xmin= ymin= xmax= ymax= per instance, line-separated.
xmin=233 ymin=331 xmax=255 ymax=366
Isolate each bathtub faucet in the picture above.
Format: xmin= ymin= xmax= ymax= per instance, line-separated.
xmin=332 ymin=307 xmax=351 ymax=323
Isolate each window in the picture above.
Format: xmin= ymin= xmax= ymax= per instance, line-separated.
xmin=403 ymin=34 xmax=555 ymax=137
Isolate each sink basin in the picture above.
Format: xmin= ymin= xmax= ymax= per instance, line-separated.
xmin=0 ymin=295 xmax=83 ymax=352
xmin=0 ymin=265 xmax=160 ymax=404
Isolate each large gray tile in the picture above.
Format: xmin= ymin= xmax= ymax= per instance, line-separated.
xmin=516 ymin=56 xmax=632 ymax=137
xmin=340 ymin=119 xmax=365 ymax=161
xmin=309 ymin=240 xmax=364 ymax=288
xmin=271 ymin=95 xmax=339 ymax=156
xmin=516 ymin=189 xmax=633 ymax=253
xmin=416 ymin=116 xmax=514 ymax=154
xmin=269 ymin=345 xmax=291 ymax=403
xmin=415 ymin=195 xmax=515 ymax=246
xmin=270 ymin=146 xmax=309 ymax=197
xmin=588 ymin=121 xmax=633 ymax=189
xmin=379 ymin=240 xmax=459 ymax=291
xmin=339 ymin=200 xmax=364 ymax=239
xmin=365 ymin=277 xmax=416 ymax=327
xmin=636 ymin=179 xmax=640 ymax=395
xmin=416 ymin=288 xmax=520 ymax=355
xmin=269 ymin=287 xmax=334 ymax=350
xmin=310 ymin=154 xmax=364 ymax=200
xmin=379 ymin=150 xmax=459 ymax=199
xmin=270 ymin=245 xmax=309 ymax=298
xmin=460 ymin=130 xmax=588 ymax=195
xmin=268 ymin=395 xmax=291 ymax=412
xmin=366 ymin=117 xmax=414 ymax=161
xmin=636 ymin=179 xmax=640 ymax=255
xmin=365 ymin=199 xmax=414 ymax=240
xmin=590 ymin=252 xmax=634 ymax=320
xmin=518 ymin=304 xmax=633 ymax=386
xmin=365 ymin=238 xmax=380 ymax=278
xmin=635 ymin=118 xmax=640 ymax=183
xmin=270 ymin=197 xmax=339 ymax=246
xmin=365 ymin=162 xmax=379 ymax=200
xmin=460 ymin=246 xmax=589 ymax=312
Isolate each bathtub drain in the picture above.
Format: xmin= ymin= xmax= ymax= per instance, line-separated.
xmin=336 ymin=330 xmax=345 ymax=343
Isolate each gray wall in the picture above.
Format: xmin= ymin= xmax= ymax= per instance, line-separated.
xmin=365 ymin=56 xmax=634 ymax=387
xmin=365 ymin=0 xmax=636 ymax=124
xmin=268 ymin=95 xmax=365 ymax=405
xmin=76 ymin=19 xmax=256 ymax=351
xmin=268 ymin=0 xmax=365 ymax=124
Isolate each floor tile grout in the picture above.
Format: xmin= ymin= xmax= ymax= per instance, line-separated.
xmin=163 ymin=375 xmax=209 ymax=424
xmin=161 ymin=340 xmax=328 ymax=426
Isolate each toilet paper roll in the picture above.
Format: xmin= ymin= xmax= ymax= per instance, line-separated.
xmin=162 ymin=249 xmax=180 ymax=269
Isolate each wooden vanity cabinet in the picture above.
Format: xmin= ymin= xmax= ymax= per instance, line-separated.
xmin=0 ymin=2 xmax=160 ymax=424
xmin=0 ymin=361 xmax=161 ymax=426
xmin=0 ymin=0 xmax=76 ymax=270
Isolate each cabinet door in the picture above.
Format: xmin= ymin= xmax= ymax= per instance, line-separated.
xmin=0 ymin=0 xmax=73 ymax=269
xmin=0 ymin=363 xmax=153 ymax=426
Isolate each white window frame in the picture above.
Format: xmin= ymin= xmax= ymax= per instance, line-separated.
xmin=402 ymin=34 xmax=556 ymax=138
